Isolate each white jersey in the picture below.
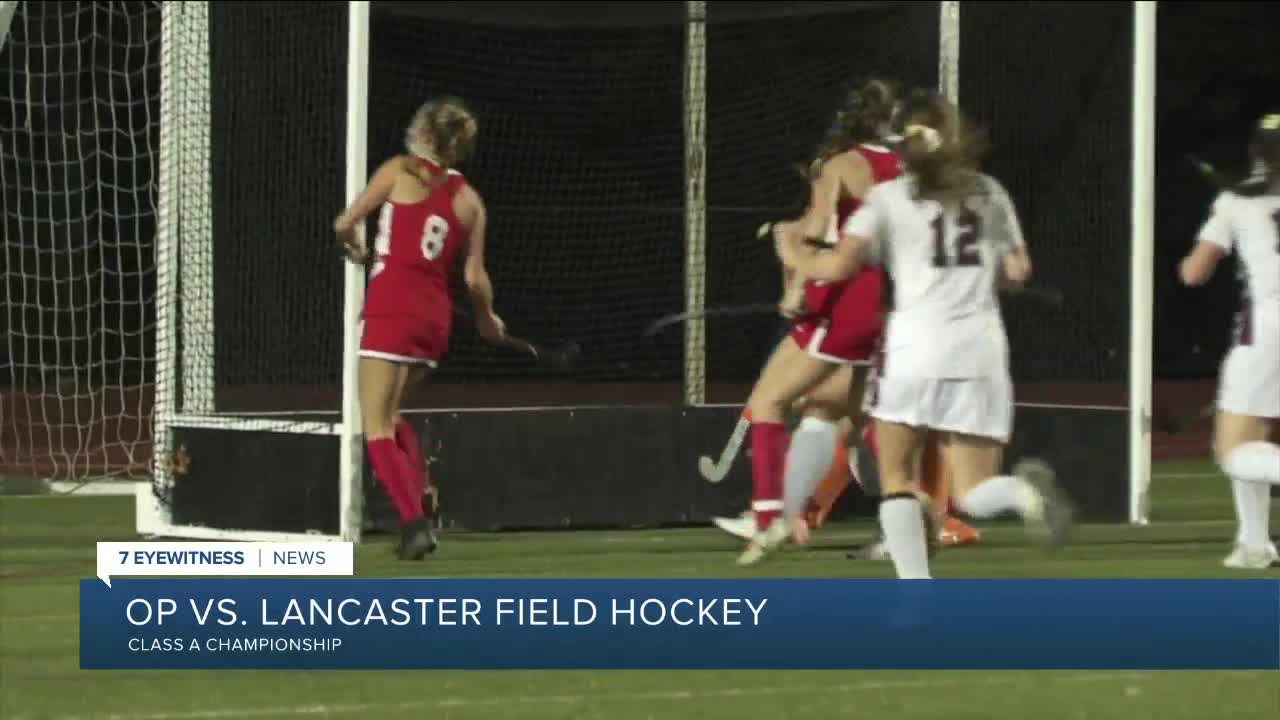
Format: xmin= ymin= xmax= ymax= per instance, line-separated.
xmin=1196 ymin=190 xmax=1280 ymax=344
xmin=843 ymin=173 xmax=1025 ymax=378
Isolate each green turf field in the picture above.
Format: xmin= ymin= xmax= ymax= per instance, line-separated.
xmin=1 ymin=458 xmax=1276 ymax=719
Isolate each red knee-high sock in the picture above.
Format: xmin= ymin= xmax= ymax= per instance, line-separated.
xmin=366 ymin=437 xmax=423 ymax=524
xmin=393 ymin=420 xmax=427 ymax=500
xmin=750 ymin=422 xmax=787 ymax=532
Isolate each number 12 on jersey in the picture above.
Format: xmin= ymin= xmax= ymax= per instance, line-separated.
xmin=931 ymin=209 xmax=982 ymax=268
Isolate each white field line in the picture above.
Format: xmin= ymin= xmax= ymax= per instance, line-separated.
xmin=40 ymin=671 xmax=1213 ymax=720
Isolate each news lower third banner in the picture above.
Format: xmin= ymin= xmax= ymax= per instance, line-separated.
xmin=81 ymin=577 xmax=1280 ymax=670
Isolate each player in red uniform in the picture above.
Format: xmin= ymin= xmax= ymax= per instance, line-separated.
xmin=334 ymin=97 xmax=505 ymax=560
xmin=734 ymin=78 xmax=901 ymax=565
xmin=721 ymin=81 xmax=979 ymax=564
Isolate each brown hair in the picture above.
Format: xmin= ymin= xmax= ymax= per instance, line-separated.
xmin=895 ymin=89 xmax=988 ymax=204
xmin=405 ymin=96 xmax=478 ymax=169
xmin=809 ymin=77 xmax=899 ymax=178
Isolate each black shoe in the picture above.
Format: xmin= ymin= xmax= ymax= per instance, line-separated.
xmin=398 ymin=518 xmax=437 ymax=560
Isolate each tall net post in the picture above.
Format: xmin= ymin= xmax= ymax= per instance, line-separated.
xmin=1130 ymin=1 xmax=1157 ymax=524
xmin=939 ymin=1 xmax=959 ymax=104
xmin=144 ymin=1 xmax=349 ymax=540
xmin=148 ymin=0 xmax=212 ymax=529
xmin=150 ymin=0 xmax=181 ymax=523
xmin=339 ymin=0 xmax=369 ymax=542
xmin=179 ymin=2 xmax=212 ymax=416
xmin=683 ymin=0 xmax=707 ymax=405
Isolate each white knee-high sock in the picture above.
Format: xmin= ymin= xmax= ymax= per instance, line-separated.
xmin=879 ymin=494 xmax=931 ymax=579
xmin=1222 ymin=442 xmax=1280 ymax=486
xmin=1229 ymin=479 xmax=1251 ymax=545
xmin=1220 ymin=442 xmax=1279 ymax=548
xmin=1244 ymin=479 xmax=1274 ymax=545
xmin=955 ymin=475 xmax=1038 ymax=519
xmin=782 ymin=417 xmax=838 ymax=518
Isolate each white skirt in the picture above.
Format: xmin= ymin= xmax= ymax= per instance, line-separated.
xmin=1217 ymin=339 xmax=1280 ymax=419
xmin=870 ymin=374 xmax=1014 ymax=443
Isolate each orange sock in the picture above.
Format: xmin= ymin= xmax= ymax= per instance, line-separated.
xmin=921 ymin=433 xmax=982 ymax=545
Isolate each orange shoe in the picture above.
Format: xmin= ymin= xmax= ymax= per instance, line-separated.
xmin=939 ymin=516 xmax=981 ymax=546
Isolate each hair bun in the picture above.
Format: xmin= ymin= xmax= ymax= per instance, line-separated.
xmin=903 ymin=124 xmax=942 ymax=153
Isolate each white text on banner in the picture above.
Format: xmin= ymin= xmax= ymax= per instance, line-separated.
xmin=96 ymin=542 xmax=354 ymax=587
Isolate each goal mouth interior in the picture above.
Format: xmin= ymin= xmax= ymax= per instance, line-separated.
xmin=4 ymin=1 xmax=1157 ymax=539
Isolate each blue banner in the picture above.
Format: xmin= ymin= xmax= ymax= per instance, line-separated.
xmin=80 ymin=579 xmax=1280 ymax=670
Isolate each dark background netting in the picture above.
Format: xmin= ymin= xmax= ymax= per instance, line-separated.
xmin=703 ymin=2 xmax=938 ymax=385
xmin=962 ymin=1 xmax=1133 ymax=384
xmin=4 ymin=1 xmax=1279 ymax=479
xmin=197 ymin=0 xmax=1280 ymax=408
xmin=207 ymin=2 xmax=346 ymax=401
xmin=1153 ymin=3 xmax=1280 ymax=378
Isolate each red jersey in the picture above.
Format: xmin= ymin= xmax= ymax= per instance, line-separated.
xmin=364 ymin=158 xmax=469 ymax=325
xmin=804 ymin=143 xmax=902 ymax=312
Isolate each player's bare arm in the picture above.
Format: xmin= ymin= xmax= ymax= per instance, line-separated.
xmin=1178 ymin=241 xmax=1225 ymax=286
xmin=333 ymin=157 xmax=404 ymax=263
xmin=774 ymin=228 xmax=868 ymax=283
xmin=457 ymin=186 xmax=505 ymax=342
xmin=777 ymin=154 xmax=873 ymax=314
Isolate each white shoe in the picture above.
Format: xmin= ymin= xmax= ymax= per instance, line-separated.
xmin=1222 ymin=543 xmax=1279 ymax=570
xmin=712 ymin=512 xmax=755 ymax=540
xmin=737 ymin=520 xmax=790 ymax=566
xmin=1014 ymin=459 xmax=1072 ymax=548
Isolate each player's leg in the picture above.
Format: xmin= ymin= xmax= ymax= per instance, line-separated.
xmin=924 ymin=433 xmax=982 ymax=547
xmin=1213 ymin=340 xmax=1280 ymax=568
xmin=783 ymin=364 xmax=850 ymax=544
xmin=840 ymin=363 xmax=871 ymax=488
xmin=932 ymin=377 xmax=1070 ymax=548
xmin=874 ymin=419 xmax=932 ymax=579
xmin=391 ymin=366 xmax=434 ymax=512
xmin=739 ymin=337 xmax=837 ymax=563
xmin=360 ymin=358 xmax=425 ymax=532
xmin=1214 ymin=411 xmax=1279 ymax=568
xmin=806 ymin=414 xmax=857 ymax=530
xmin=386 ymin=362 xmax=436 ymax=557
xmin=943 ymin=432 xmax=1069 ymax=547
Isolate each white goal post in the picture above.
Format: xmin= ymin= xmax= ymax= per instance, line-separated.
xmin=139 ymin=1 xmax=368 ymax=542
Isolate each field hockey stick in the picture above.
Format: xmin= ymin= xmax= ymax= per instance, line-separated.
xmin=697 ymin=320 xmax=791 ymax=483
xmin=452 ymin=305 xmax=582 ymax=369
xmin=698 ymin=411 xmax=751 ymax=483
xmin=497 ymin=335 xmax=582 ymax=370
xmin=1152 ymin=402 xmax=1215 ymax=435
xmin=644 ymin=303 xmax=780 ymax=337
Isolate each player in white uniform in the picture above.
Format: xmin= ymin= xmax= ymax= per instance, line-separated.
xmin=1179 ymin=113 xmax=1280 ymax=570
xmin=774 ymin=90 xmax=1071 ymax=579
